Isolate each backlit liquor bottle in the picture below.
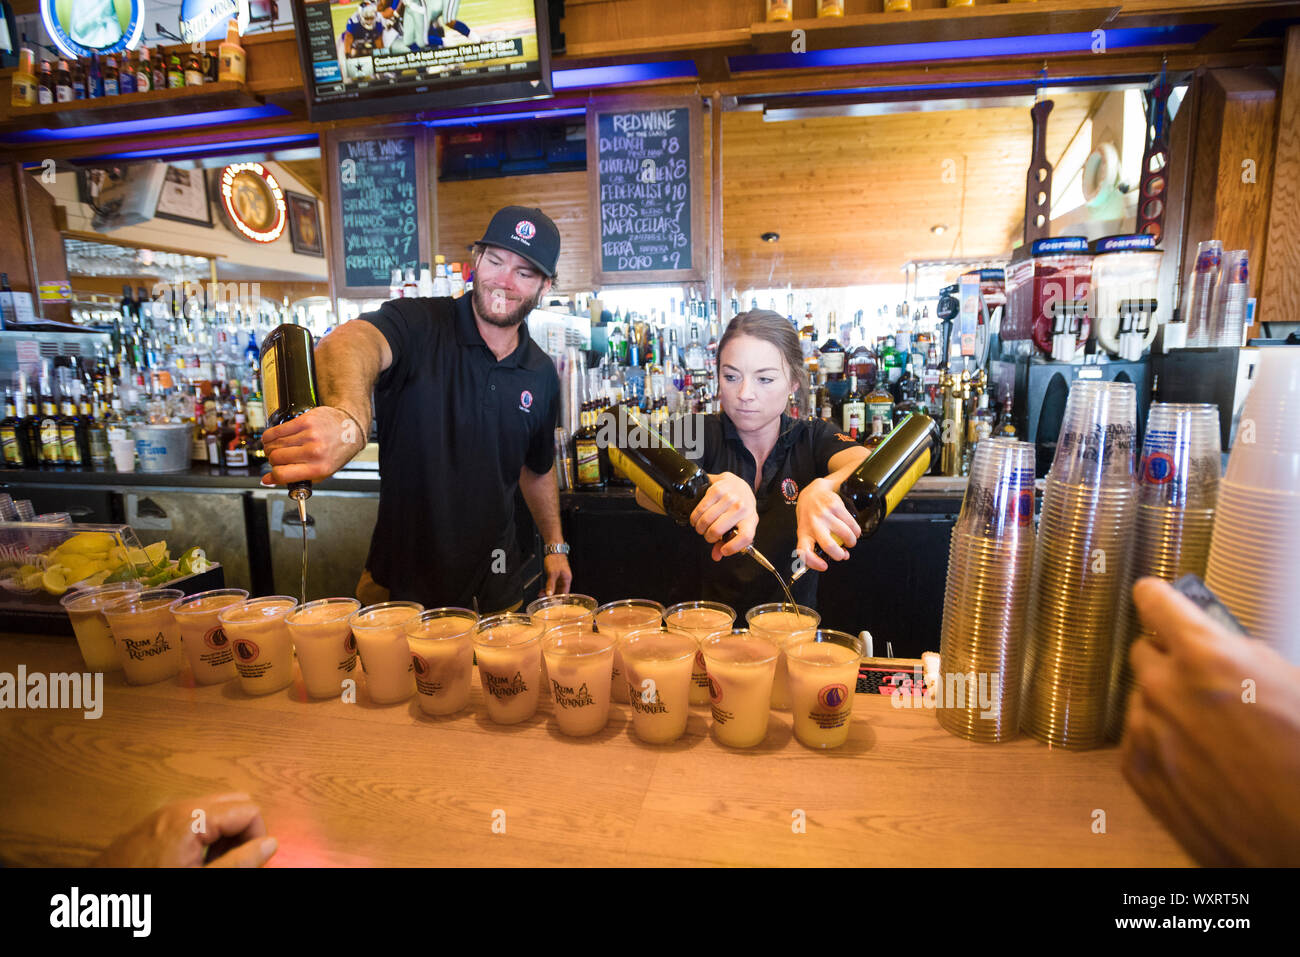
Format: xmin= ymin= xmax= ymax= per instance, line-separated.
xmin=151 ymin=48 xmax=166 ymax=92
xmin=841 ymin=373 xmax=865 ymax=437
xmin=71 ymin=60 xmax=87 ymax=99
xmin=818 ymin=315 xmax=846 ymax=381
xmin=22 ymin=376 xmax=41 ymax=464
xmin=866 ymin=371 xmax=894 ymax=433
xmin=573 ymin=400 xmax=606 ymax=488
xmin=58 ymin=390 xmax=86 ymax=467
xmin=790 ymin=411 xmax=940 ymax=582
xmin=185 ymin=51 xmax=204 ymax=86
xmin=862 ymin=415 xmax=887 ymax=451
xmin=87 ymin=53 xmax=104 ymax=98
xmin=168 ymin=54 xmax=185 ymax=89
xmin=225 ymin=411 xmax=250 ymax=468
xmin=37 ymin=59 xmax=54 ymax=104
xmin=260 ymin=323 xmax=321 ymax=522
xmin=134 ymin=46 xmax=152 ymax=92
xmin=1 ymin=390 xmax=25 ymax=467
xmin=87 ymin=392 xmax=111 ymax=467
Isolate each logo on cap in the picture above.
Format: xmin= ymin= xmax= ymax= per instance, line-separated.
xmin=515 ymin=220 xmax=536 ymax=243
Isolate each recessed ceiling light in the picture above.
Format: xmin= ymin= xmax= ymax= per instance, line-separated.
xmin=761 ymin=232 xmax=780 ymax=243
xmin=931 ymin=224 xmax=948 ymax=235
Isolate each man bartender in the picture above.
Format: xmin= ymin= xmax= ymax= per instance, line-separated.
xmin=259 ymin=206 xmax=573 ymax=613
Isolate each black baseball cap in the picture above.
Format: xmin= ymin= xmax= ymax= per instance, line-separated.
xmin=477 ymin=206 xmax=560 ymax=278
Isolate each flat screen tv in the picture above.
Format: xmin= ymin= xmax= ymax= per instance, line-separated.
xmin=290 ymin=0 xmax=553 ymax=122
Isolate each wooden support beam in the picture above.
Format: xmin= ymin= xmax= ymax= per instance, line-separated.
xmin=1257 ymin=25 xmax=1300 ymax=337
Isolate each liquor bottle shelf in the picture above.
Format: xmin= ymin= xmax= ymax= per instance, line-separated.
xmin=0 ymin=82 xmax=264 ymax=137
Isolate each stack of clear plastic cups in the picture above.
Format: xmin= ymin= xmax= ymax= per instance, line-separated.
xmin=1021 ymin=380 xmax=1138 ymax=749
xmin=1206 ymin=349 xmax=1300 ymax=663
xmin=527 ymin=593 xmax=597 ymax=699
xmin=1105 ymin=403 xmax=1220 ymax=740
xmin=1210 ymin=249 xmax=1249 ymax=347
xmin=937 ymin=437 xmax=1036 ymax=743
xmin=1184 ymin=239 xmax=1223 ymax=347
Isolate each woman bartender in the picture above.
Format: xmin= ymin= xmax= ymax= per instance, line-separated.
xmin=634 ymin=309 xmax=869 ymax=611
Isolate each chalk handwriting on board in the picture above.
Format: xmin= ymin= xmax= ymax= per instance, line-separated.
xmin=336 ymin=136 xmax=421 ymax=289
xmin=595 ymin=106 xmax=693 ymax=276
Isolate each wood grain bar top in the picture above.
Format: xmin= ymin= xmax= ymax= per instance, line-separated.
xmin=0 ymin=633 xmax=1191 ymax=868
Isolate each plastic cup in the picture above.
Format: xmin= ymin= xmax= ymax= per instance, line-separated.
xmin=594 ymin=599 xmax=664 ymax=704
xmin=1225 ymin=348 xmax=1300 ymax=494
xmin=786 ymin=630 xmax=865 ymax=749
xmin=527 ymin=594 xmax=597 ymax=699
xmin=1137 ymin=403 xmax=1222 ymax=508
xmin=473 ymin=613 xmax=545 ymax=724
xmin=1184 ymin=239 xmax=1223 ymax=347
xmin=218 ymin=596 xmax=298 ymax=696
xmin=102 ymin=588 xmax=186 ymax=685
xmin=405 ymin=608 xmax=477 ymax=715
xmin=542 ymin=623 xmax=616 ymax=736
xmin=168 ymin=588 xmax=248 ymax=685
xmin=60 ymin=582 xmax=143 ymax=672
xmin=699 ymin=628 xmax=779 ymax=748
xmin=349 ymin=601 xmax=423 ymax=704
xmin=745 ymin=603 xmax=820 ymax=709
xmin=958 ymin=438 xmax=1037 ymax=541
xmin=664 ymin=601 xmax=736 ymax=705
xmin=1048 ymin=380 xmax=1138 ymax=488
xmin=286 ymin=598 xmax=362 ymax=699
xmin=620 ymin=627 xmax=699 ymax=745
xmin=110 ymin=439 xmax=134 ymax=472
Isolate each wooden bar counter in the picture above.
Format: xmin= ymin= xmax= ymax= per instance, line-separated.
xmin=0 ymin=632 xmax=1191 ymax=867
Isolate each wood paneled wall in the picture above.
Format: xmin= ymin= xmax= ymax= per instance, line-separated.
xmin=1179 ymin=68 xmax=1278 ymax=323
xmin=1259 ymin=27 xmax=1300 ymax=335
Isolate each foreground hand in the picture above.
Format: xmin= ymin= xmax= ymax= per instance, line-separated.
xmin=1121 ymin=577 xmax=1300 ymax=866
xmin=542 ymin=554 xmax=572 ymax=596
xmin=259 ymin=406 xmax=366 ymax=488
xmin=93 ymin=793 xmax=278 ymax=868
xmin=690 ymin=472 xmax=758 ymax=561
xmin=794 ymin=477 xmax=861 ymax=572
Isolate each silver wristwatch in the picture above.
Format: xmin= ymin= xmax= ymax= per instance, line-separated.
xmin=543 ymin=542 xmax=571 ymax=556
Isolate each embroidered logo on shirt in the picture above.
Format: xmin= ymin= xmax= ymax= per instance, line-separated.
xmin=519 ymin=389 xmax=534 ymax=412
xmin=782 ymin=478 xmax=799 ymax=504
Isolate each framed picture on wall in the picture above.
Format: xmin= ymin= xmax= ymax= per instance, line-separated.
xmin=154 ymin=166 xmax=213 ymax=228
xmin=286 ymin=191 xmax=324 ymax=257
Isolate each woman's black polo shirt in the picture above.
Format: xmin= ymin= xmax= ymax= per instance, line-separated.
xmin=358 ymin=294 xmax=559 ymax=610
xmin=685 ymin=412 xmax=861 ymax=613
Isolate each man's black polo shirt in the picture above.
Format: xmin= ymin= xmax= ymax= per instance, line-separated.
xmin=686 ymin=412 xmax=861 ymax=613
xmin=358 ymin=294 xmax=559 ymax=611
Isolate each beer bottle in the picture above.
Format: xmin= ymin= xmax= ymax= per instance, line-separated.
xmin=119 ymin=50 xmax=137 ymax=94
xmin=22 ymin=376 xmax=42 ymax=466
xmin=790 ymin=411 xmax=939 ymax=582
xmin=87 ymin=54 xmax=104 ymax=98
xmin=260 ymin=323 xmax=320 ymax=520
xmin=185 ymin=51 xmax=204 ymax=86
xmin=102 ymin=54 xmax=120 ymax=97
xmin=152 ymin=48 xmax=167 ymax=92
xmin=38 ymin=370 xmax=61 ymax=466
xmin=573 ymin=401 xmax=605 ymax=488
xmin=1 ymin=390 xmax=24 ymax=468
xmin=37 ymin=59 xmax=54 ymax=104
xmin=58 ymin=389 xmax=86 ymax=467
xmin=71 ymin=59 xmax=87 ymax=99
xmin=134 ymin=46 xmax=152 ymax=92
xmin=87 ymin=391 xmax=111 ymax=467
xmin=55 ymin=59 xmax=73 ymax=102
xmin=168 ymin=54 xmax=185 ymax=89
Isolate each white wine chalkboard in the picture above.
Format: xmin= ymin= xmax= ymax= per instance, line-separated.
xmin=325 ymin=127 xmax=432 ymax=300
xmin=587 ymin=97 xmax=703 ymax=286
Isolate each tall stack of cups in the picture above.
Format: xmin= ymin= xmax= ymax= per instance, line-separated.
xmin=1183 ymin=240 xmax=1223 ymax=348
xmin=1021 ymin=380 xmax=1138 ymax=749
xmin=1105 ymin=403 xmax=1221 ymax=740
xmin=937 ymin=437 xmax=1037 ymax=742
xmin=1205 ymin=349 xmax=1300 ymax=663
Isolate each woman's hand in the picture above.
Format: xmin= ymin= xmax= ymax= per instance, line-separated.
xmin=690 ymin=472 xmax=758 ymax=561
xmin=795 ymin=476 xmax=861 ymax=572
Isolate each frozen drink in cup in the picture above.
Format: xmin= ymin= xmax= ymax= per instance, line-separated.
xmin=664 ymin=601 xmax=735 ymax=705
xmin=473 ymin=613 xmax=545 ymax=724
xmin=620 ymin=627 xmax=698 ymax=745
xmin=527 ymin=594 xmax=597 ymax=699
xmin=286 ymin=598 xmax=361 ymax=699
xmin=595 ymin=599 xmax=664 ymax=704
xmin=786 ymin=630 xmax=864 ymax=749
xmin=218 ymin=596 xmax=298 ymax=696
xmin=61 ymin=582 xmax=142 ymax=672
xmin=102 ymin=588 xmax=186 ymax=685
xmin=169 ymin=588 xmax=247 ymax=685
xmin=542 ymin=623 xmax=616 ymax=736
xmin=700 ymin=628 xmax=779 ymax=748
xmin=746 ymin=603 xmax=820 ymax=709
xmin=349 ymin=601 xmax=423 ymax=704
xmin=405 ymin=608 xmax=478 ymax=715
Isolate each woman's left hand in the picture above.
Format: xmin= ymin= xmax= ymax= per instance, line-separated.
xmin=795 ymin=477 xmax=862 ymax=572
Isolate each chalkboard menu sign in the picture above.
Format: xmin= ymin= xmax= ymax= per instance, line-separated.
xmin=587 ymin=98 xmax=703 ymax=285
xmin=325 ymin=127 xmax=432 ymax=299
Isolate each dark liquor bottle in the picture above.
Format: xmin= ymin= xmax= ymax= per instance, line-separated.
xmin=1 ymin=390 xmax=24 ymax=468
xmin=37 ymin=59 xmax=54 ymax=104
xmin=54 ymin=59 xmax=73 ymax=102
xmin=71 ymin=60 xmax=87 ymax=99
xmin=58 ymin=391 xmax=86 ymax=467
xmin=87 ymin=54 xmax=104 ymax=98
xmin=840 ymin=373 xmax=865 ymax=437
xmin=573 ymin=400 xmax=606 ymax=488
xmin=260 ymin=323 xmax=320 ymax=520
xmin=22 ymin=377 xmax=41 ymax=466
xmin=101 ymin=54 xmax=119 ymax=96
xmin=790 ymin=411 xmax=940 ymax=582
xmin=606 ymin=406 xmax=791 ymax=601
xmin=38 ymin=372 xmax=61 ymax=466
